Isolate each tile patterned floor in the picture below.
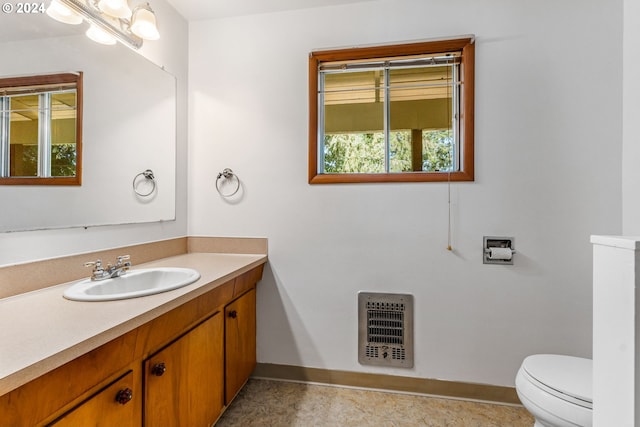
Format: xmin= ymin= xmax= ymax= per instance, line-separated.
xmin=216 ymin=379 xmax=534 ymax=427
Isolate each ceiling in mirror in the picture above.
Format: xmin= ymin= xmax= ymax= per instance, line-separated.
xmin=0 ymin=7 xmax=79 ymax=41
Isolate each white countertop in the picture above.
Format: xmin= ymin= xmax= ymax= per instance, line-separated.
xmin=0 ymin=252 xmax=267 ymax=396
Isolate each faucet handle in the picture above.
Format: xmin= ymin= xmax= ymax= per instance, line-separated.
xmin=115 ymin=255 xmax=131 ymax=267
xmin=84 ymin=259 xmax=103 ymax=269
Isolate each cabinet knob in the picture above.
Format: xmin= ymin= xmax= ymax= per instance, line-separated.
xmin=151 ymin=362 xmax=166 ymax=376
xmin=115 ymin=388 xmax=133 ymax=405
xmin=228 ymin=310 xmax=238 ymax=319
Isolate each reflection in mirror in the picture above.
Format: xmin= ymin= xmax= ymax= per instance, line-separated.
xmin=0 ymin=13 xmax=176 ymax=232
xmin=0 ymin=72 xmax=82 ymax=185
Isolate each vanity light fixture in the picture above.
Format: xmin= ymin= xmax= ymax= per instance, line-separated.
xmin=46 ymin=0 xmax=159 ymax=50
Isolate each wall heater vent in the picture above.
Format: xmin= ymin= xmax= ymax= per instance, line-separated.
xmin=358 ymin=292 xmax=413 ymax=368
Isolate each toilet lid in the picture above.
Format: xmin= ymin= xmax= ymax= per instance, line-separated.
xmin=522 ymin=354 xmax=592 ymax=404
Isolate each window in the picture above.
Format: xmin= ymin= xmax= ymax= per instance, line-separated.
xmin=0 ymin=72 xmax=82 ymax=185
xmin=309 ymin=37 xmax=474 ymax=184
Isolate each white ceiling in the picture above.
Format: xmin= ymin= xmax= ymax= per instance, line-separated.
xmin=164 ymin=0 xmax=372 ymax=21
xmin=0 ymin=0 xmax=372 ymax=43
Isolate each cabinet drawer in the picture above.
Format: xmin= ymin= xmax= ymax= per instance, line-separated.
xmin=233 ymin=264 xmax=264 ymax=298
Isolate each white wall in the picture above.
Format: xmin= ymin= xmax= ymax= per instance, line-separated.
xmin=623 ymin=0 xmax=640 ymax=234
xmin=189 ymin=0 xmax=622 ymax=387
xmin=0 ymin=0 xmax=189 ymax=266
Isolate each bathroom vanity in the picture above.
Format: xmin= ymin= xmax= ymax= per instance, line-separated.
xmin=0 ymin=250 xmax=266 ymax=426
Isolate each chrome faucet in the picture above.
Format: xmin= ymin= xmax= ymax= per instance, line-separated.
xmin=84 ymin=255 xmax=131 ymax=281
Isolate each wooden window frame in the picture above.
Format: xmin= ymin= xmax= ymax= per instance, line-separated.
xmin=309 ymin=37 xmax=474 ymax=184
xmin=0 ymin=72 xmax=83 ymax=186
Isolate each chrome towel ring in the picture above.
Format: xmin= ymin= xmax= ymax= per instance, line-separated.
xmin=133 ymin=169 xmax=156 ymax=197
xmin=216 ymin=168 xmax=240 ymax=197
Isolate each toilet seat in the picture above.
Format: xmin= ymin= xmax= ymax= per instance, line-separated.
xmin=520 ymin=354 xmax=592 ymax=409
xmin=516 ymin=354 xmax=592 ymax=427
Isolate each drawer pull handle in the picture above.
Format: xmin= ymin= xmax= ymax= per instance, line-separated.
xmin=151 ymin=362 xmax=166 ymax=376
xmin=115 ymin=388 xmax=133 ymax=405
xmin=228 ymin=310 xmax=238 ymax=319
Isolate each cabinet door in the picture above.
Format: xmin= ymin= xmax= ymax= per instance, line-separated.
xmin=225 ymin=288 xmax=257 ymax=405
xmin=144 ymin=312 xmax=224 ymax=427
xmin=50 ymin=371 xmax=138 ymax=427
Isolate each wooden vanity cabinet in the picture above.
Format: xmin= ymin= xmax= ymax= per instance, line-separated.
xmin=225 ymin=288 xmax=257 ymax=405
xmin=0 ymin=264 xmax=264 ymax=427
xmin=144 ymin=312 xmax=224 ymax=427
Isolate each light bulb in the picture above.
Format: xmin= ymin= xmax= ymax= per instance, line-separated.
xmin=131 ymin=5 xmax=159 ymax=40
xmin=46 ymin=0 xmax=82 ymax=25
xmin=98 ymin=0 xmax=132 ymax=19
xmin=86 ymin=24 xmax=117 ymax=45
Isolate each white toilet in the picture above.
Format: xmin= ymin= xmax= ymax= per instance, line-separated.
xmin=515 ymin=354 xmax=592 ymax=427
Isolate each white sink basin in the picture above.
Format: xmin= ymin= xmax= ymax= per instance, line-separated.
xmin=64 ymin=268 xmax=201 ymax=302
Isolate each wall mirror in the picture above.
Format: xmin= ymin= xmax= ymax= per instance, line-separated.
xmin=0 ymin=13 xmax=176 ymax=232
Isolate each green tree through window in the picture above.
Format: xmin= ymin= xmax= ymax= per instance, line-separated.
xmin=324 ymin=130 xmax=454 ymax=174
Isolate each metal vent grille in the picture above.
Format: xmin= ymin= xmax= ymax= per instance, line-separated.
xmin=358 ymin=292 xmax=413 ymax=368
